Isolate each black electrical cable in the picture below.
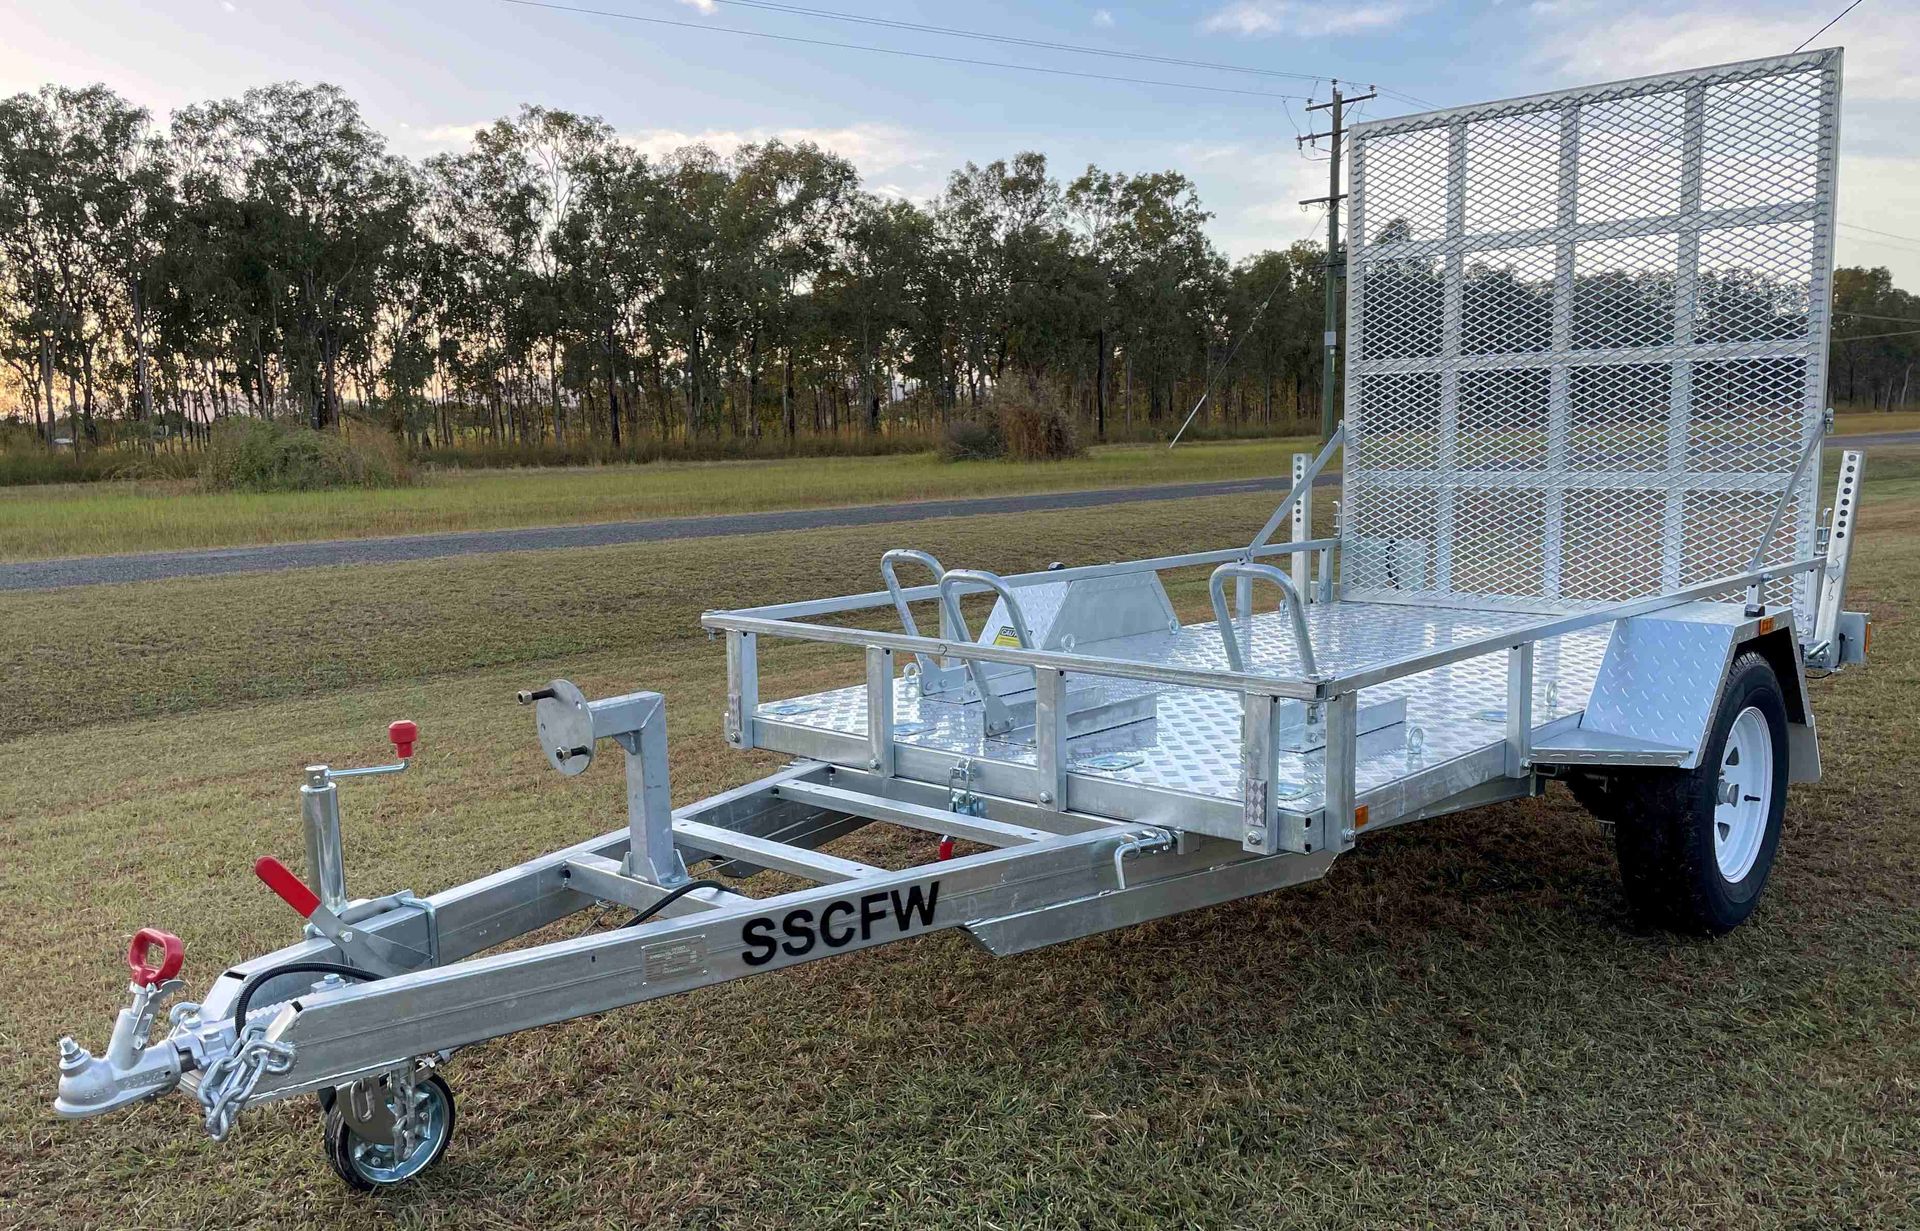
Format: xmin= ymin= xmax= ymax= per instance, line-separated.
xmin=229 ymin=960 xmax=378 ymax=1031
xmin=222 ymin=883 xmax=725 ymax=1029
xmin=621 ymin=878 xmax=731 ymax=928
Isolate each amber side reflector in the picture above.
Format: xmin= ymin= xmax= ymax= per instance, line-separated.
xmin=1865 ymin=622 xmax=1873 ymax=656
xmin=1757 ymin=616 xmax=1776 ymax=636
xmin=1354 ymin=804 xmax=1371 ymax=830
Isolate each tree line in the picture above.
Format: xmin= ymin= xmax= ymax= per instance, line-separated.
xmin=0 ymin=81 xmax=1329 ymax=454
xmin=1 ymin=80 xmax=1911 ymax=458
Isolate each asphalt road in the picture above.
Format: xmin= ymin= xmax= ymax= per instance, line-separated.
xmin=6 ymin=429 xmax=1914 ymax=593
xmin=0 ymin=472 xmax=1314 ymax=592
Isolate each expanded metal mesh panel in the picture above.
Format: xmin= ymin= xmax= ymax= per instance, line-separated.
xmin=1343 ymin=51 xmax=1840 ymax=621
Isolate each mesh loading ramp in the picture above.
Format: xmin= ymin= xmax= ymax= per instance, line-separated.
xmin=1342 ymin=50 xmax=1841 ymax=624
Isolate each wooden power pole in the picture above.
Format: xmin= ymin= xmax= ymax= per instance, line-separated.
xmin=1299 ymin=83 xmax=1376 ymax=442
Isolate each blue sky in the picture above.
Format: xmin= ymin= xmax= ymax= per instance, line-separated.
xmin=4 ymin=0 xmax=1915 ymax=281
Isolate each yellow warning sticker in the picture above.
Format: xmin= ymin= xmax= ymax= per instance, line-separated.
xmin=992 ymin=626 xmax=1023 ymax=648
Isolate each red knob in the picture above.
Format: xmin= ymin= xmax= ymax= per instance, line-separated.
xmin=127 ymin=928 xmax=185 ymax=986
xmin=388 ymin=720 xmax=418 ymax=759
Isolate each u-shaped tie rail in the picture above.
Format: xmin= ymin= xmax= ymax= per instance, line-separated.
xmin=1208 ymin=562 xmax=1317 ymax=676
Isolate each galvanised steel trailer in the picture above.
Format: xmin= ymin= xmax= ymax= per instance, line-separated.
xmin=53 ymin=49 xmax=1873 ymax=1191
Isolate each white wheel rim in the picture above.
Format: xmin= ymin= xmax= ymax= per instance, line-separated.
xmin=1713 ymin=706 xmax=1773 ymax=882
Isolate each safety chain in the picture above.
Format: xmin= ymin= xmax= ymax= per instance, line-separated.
xmin=196 ymin=1028 xmax=296 ymax=1141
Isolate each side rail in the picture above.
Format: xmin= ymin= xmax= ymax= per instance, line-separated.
xmin=709 ymin=549 xmax=1827 ymax=854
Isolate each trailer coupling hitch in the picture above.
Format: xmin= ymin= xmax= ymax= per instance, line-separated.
xmin=54 ymin=929 xmax=189 ymax=1119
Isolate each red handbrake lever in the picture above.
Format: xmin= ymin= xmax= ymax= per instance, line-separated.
xmin=253 ymin=856 xmax=320 ymax=919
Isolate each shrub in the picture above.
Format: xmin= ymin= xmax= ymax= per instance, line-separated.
xmin=994 ymin=392 xmax=1081 ymax=462
xmin=198 ymin=419 xmax=411 ymax=492
xmin=938 ymin=418 xmax=1004 ymax=462
xmin=0 ymin=444 xmax=199 ymax=486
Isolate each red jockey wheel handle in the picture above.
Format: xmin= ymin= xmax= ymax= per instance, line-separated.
xmin=388 ymin=719 xmax=419 ymax=759
xmin=127 ymin=928 xmax=185 ymax=986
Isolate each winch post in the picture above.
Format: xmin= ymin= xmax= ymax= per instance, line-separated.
xmin=599 ymin=692 xmax=689 ymax=887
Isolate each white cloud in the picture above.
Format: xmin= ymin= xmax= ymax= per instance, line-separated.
xmin=622 ymin=124 xmax=947 ymax=198
xmin=1201 ymin=0 xmax=1426 ymax=38
xmin=620 ymin=122 xmax=932 ymax=176
xmin=677 ymin=0 xmax=718 ymax=12
xmin=409 ymin=122 xmax=487 ymax=148
xmin=384 ymin=119 xmax=944 ymax=195
xmin=1529 ymin=5 xmax=1917 ymax=102
xmin=1169 ymin=140 xmax=1336 ymax=259
xmin=1092 ymin=8 xmax=1116 ymax=27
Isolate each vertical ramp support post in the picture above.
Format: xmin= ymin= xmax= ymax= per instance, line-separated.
xmin=1291 ymin=451 xmax=1314 ymax=601
xmin=1810 ymin=449 xmax=1865 ymax=666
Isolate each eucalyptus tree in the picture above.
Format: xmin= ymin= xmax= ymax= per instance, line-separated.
xmin=420 ymin=134 xmax=543 ymax=441
xmin=0 ymin=86 xmax=170 ymax=445
xmin=0 ymin=91 xmax=60 ymax=441
xmin=11 ymin=73 xmax=1899 ymax=451
xmin=1104 ymin=169 xmax=1224 ymax=421
xmin=467 ymin=106 xmax=615 ymax=443
xmin=1225 ymin=244 xmax=1323 ymax=426
xmin=1066 ymin=166 xmax=1129 ymax=436
xmin=814 ymin=193 xmax=929 ymax=433
xmin=1831 ymin=265 xmax=1919 ymax=409
xmin=172 ymin=83 xmax=416 ymax=429
xmin=645 ymin=146 xmax=735 ymax=437
xmin=936 ymin=152 xmax=1070 ymax=402
xmin=555 ymin=141 xmax=664 ymax=444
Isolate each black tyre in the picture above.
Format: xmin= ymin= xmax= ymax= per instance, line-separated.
xmin=323 ymin=1071 xmax=456 ymax=1191
xmin=1591 ymin=652 xmax=1790 ymax=935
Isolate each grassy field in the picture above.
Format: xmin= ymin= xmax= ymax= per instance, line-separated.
xmin=0 ymin=466 xmax=1915 ymax=1228
xmin=2 ymin=410 xmax=1913 ymax=562
xmin=0 ymin=435 xmax=1318 ymax=561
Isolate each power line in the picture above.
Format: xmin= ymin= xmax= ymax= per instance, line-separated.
xmin=688 ymin=0 xmax=1320 ymax=83
xmin=1843 ymin=232 xmax=1920 ymax=256
xmin=658 ymin=0 xmax=1446 ymax=111
xmin=1836 ymin=310 xmax=1920 ymax=325
xmin=1840 ymin=221 xmax=1920 ymax=246
xmin=1170 ymin=214 xmax=1327 ymax=448
xmin=1832 ymin=327 xmax=1920 ymax=342
xmin=1794 ymin=0 xmax=1868 ymax=52
xmin=498 ymin=0 xmax=1314 ymax=101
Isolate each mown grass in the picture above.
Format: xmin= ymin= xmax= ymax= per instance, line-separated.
xmin=0 ymin=435 xmax=1314 ymax=562
xmin=0 ymin=473 xmax=1914 ymax=1228
xmin=4 ymin=411 xmax=1911 ymax=565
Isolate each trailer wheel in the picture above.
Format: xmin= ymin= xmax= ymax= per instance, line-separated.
xmin=1607 ymin=652 xmax=1789 ymax=935
xmin=323 ymin=1072 xmax=455 ymax=1191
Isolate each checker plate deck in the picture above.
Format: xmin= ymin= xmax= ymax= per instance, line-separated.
xmin=755 ymin=602 xmax=1612 ymax=816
